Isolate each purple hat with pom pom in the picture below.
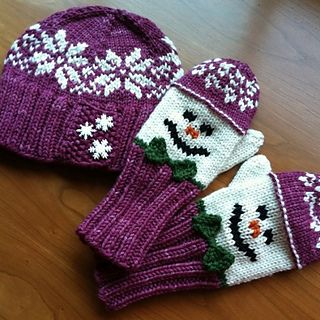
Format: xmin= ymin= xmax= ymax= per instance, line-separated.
xmin=0 ymin=6 xmax=183 ymax=171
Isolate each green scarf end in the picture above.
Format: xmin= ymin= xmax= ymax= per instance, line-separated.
xmin=203 ymin=245 xmax=235 ymax=273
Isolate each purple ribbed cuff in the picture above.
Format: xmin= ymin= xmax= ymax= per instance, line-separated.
xmin=149 ymin=201 xmax=200 ymax=250
xmin=96 ymin=261 xmax=221 ymax=310
xmin=92 ymin=200 xmax=204 ymax=277
xmin=0 ymin=69 xmax=144 ymax=171
xmin=92 ymin=201 xmax=214 ymax=310
xmin=77 ymin=143 xmax=154 ymax=238
xmin=77 ymin=143 xmax=200 ymax=269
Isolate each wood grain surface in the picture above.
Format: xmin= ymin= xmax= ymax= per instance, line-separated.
xmin=1 ymin=0 xmax=320 ymax=319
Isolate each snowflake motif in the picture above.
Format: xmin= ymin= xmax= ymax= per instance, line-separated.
xmin=299 ymin=172 xmax=320 ymax=249
xmin=89 ymin=139 xmax=112 ymax=160
xmin=76 ymin=122 xmax=96 ymax=140
xmin=76 ymin=114 xmax=114 ymax=160
xmin=95 ymin=114 xmax=114 ymax=132
xmin=5 ymin=24 xmax=183 ymax=100
xmin=299 ymin=173 xmax=318 ymax=187
xmin=191 ymin=59 xmax=259 ymax=112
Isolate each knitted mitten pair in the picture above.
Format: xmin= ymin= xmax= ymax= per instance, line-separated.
xmin=77 ymin=58 xmax=264 ymax=269
xmin=94 ymin=155 xmax=320 ymax=310
xmin=2 ymin=5 xmax=318 ymax=312
xmin=0 ymin=6 xmax=265 ymax=310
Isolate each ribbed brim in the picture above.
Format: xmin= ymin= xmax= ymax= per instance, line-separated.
xmin=0 ymin=71 xmax=71 ymax=161
xmin=0 ymin=68 xmax=141 ymax=170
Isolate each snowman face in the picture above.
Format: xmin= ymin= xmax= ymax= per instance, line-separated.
xmin=137 ymin=87 xmax=242 ymax=187
xmin=229 ymin=203 xmax=274 ymax=263
xmin=205 ymin=175 xmax=295 ymax=286
xmin=163 ymin=109 xmax=213 ymax=157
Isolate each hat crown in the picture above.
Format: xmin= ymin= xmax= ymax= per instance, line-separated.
xmin=191 ymin=58 xmax=259 ymax=111
xmin=3 ymin=6 xmax=183 ymax=101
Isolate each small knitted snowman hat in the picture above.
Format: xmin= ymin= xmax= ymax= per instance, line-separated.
xmin=0 ymin=6 xmax=183 ymax=171
xmin=176 ymin=57 xmax=259 ymax=134
xmin=77 ymin=58 xmax=263 ymax=270
xmin=270 ymin=171 xmax=320 ymax=268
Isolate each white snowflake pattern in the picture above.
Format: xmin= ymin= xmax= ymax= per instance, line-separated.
xmin=299 ymin=173 xmax=320 ymax=249
xmin=95 ymin=114 xmax=114 ymax=132
xmin=89 ymin=139 xmax=112 ymax=160
xmin=299 ymin=172 xmax=318 ymax=187
xmin=191 ymin=59 xmax=259 ymax=112
xmin=76 ymin=121 xmax=96 ymax=140
xmin=5 ymin=24 xmax=183 ymax=100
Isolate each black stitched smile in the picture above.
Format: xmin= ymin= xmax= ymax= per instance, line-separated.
xmin=164 ymin=119 xmax=210 ymax=157
xmin=230 ymin=204 xmax=257 ymax=262
xmin=230 ymin=204 xmax=274 ymax=262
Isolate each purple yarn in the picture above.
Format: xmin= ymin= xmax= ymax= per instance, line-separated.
xmin=271 ymin=171 xmax=320 ymax=268
xmin=94 ymin=170 xmax=320 ymax=310
xmin=77 ymin=143 xmax=200 ymax=269
xmin=0 ymin=6 xmax=183 ymax=171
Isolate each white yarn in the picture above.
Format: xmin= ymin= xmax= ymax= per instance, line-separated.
xmin=203 ymin=156 xmax=295 ymax=286
xmin=137 ymin=87 xmax=262 ymax=188
xmin=4 ymin=23 xmax=183 ymax=100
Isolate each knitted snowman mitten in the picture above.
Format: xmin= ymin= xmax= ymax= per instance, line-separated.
xmin=89 ymin=130 xmax=265 ymax=302
xmin=95 ymin=155 xmax=320 ymax=310
xmin=77 ymin=58 xmax=261 ymax=270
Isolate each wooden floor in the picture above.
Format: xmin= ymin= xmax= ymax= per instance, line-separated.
xmin=1 ymin=0 xmax=320 ymax=319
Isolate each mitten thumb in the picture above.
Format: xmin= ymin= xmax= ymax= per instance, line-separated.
xmin=228 ymin=154 xmax=271 ymax=187
xmin=219 ymin=129 xmax=264 ymax=174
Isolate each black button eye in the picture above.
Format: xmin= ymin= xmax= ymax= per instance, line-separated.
xmin=200 ymin=123 xmax=214 ymax=136
xmin=183 ymin=110 xmax=197 ymax=122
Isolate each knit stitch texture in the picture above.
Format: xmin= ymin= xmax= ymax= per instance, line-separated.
xmin=0 ymin=6 xmax=183 ymax=171
xmin=94 ymin=155 xmax=320 ymax=310
xmin=77 ymin=58 xmax=262 ymax=270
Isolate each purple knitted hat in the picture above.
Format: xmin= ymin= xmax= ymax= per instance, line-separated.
xmin=175 ymin=58 xmax=259 ymax=134
xmin=270 ymin=171 xmax=320 ymax=268
xmin=0 ymin=6 xmax=183 ymax=171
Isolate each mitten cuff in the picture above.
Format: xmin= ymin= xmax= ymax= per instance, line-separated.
xmin=95 ymin=261 xmax=221 ymax=310
xmin=270 ymin=172 xmax=320 ymax=268
xmin=151 ymin=201 xmax=200 ymax=250
xmin=77 ymin=142 xmax=200 ymax=270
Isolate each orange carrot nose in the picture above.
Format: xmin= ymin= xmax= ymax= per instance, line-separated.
xmin=249 ymin=219 xmax=261 ymax=238
xmin=185 ymin=124 xmax=200 ymax=139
